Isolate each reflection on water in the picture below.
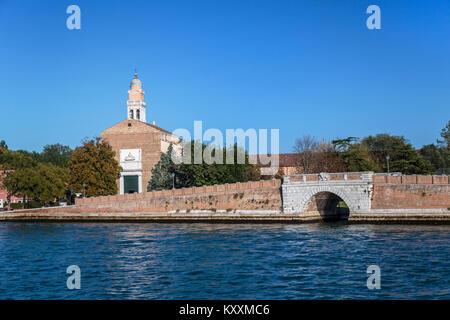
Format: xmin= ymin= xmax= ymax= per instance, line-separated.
xmin=0 ymin=222 xmax=449 ymax=299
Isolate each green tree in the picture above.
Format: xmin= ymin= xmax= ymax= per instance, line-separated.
xmin=147 ymin=144 xmax=178 ymax=191
xmin=32 ymin=164 xmax=68 ymax=203
xmin=331 ymin=137 xmax=359 ymax=152
xmin=0 ymin=144 xmax=73 ymax=169
xmin=3 ymin=163 xmax=68 ymax=205
xmin=362 ymin=134 xmax=432 ymax=174
xmin=332 ymin=137 xmax=377 ymax=172
xmin=419 ymin=122 xmax=450 ymax=174
xmin=0 ymin=140 xmax=7 ymax=150
xmin=39 ymin=144 xmax=73 ymax=167
xmin=420 ymin=144 xmax=449 ymax=174
xmin=176 ymin=142 xmax=259 ymax=187
xmin=0 ymin=148 xmax=36 ymax=170
xmin=336 ymin=142 xmax=377 ymax=172
xmin=147 ymin=141 xmax=260 ymax=191
xmin=68 ymin=137 xmax=122 ymax=196
xmin=437 ymin=120 xmax=449 ymax=149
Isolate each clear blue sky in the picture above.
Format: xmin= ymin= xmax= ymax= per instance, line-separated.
xmin=0 ymin=0 xmax=449 ymax=153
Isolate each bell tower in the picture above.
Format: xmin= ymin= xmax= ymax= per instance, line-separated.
xmin=127 ymin=71 xmax=147 ymax=123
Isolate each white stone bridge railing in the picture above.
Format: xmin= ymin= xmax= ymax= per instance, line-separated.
xmin=281 ymin=172 xmax=374 ymax=214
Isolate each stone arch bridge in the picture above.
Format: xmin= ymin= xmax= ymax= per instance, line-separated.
xmin=281 ymin=172 xmax=374 ymax=215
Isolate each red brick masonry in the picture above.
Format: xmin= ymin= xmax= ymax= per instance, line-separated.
xmin=6 ymin=174 xmax=449 ymax=215
xmin=372 ymin=174 xmax=450 ymax=209
xmin=70 ymin=180 xmax=283 ymax=213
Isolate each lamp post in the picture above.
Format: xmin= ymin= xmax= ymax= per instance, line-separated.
xmin=171 ymin=172 xmax=175 ymax=190
xmin=82 ymin=183 xmax=86 ymax=198
xmin=386 ymin=155 xmax=390 ymax=173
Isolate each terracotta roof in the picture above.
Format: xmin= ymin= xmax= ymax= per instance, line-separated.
xmin=278 ymin=153 xmax=302 ymax=167
xmin=102 ymin=119 xmax=175 ymax=136
xmin=144 ymin=122 xmax=173 ymax=135
xmin=249 ymin=153 xmax=301 ymax=167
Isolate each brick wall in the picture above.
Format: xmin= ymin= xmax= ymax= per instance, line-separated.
xmin=372 ymin=174 xmax=450 ymax=209
xmin=68 ymin=179 xmax=282 ymax=213
xmin=12 ymin=174 xmax=449 ymax=215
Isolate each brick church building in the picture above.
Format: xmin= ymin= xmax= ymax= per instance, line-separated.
xmin=101 ymin=72 xmax=181 ymax=194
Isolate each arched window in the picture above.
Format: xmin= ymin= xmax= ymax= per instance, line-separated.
xmin=136 ymin=109 xmax=140 ymax=120
xmin=129 ymin=109 xmax=134 ymax=119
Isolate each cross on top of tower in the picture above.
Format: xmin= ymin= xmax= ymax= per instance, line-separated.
xmin=130 ymin=69 xmax=142 ymax=89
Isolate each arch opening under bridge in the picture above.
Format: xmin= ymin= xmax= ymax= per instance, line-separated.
xmin=281 ymin=172 xmax=374 ymax=217
xmin=303 ymin=191 xmax=350 ymax=221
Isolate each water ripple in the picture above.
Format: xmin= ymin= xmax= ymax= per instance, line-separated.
xmin=0 ymin=222 xmax=449 ymax=299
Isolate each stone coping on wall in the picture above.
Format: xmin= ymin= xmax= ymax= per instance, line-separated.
xmin=76 ymin=179 xmax=282 ymax=205
xmin=373 ymin=174 xmax=450 ymax=184
xmin=284 ymin=172 xmax=373 ymax=183
xmin=284 ymin=172 xmax=450 ymax=185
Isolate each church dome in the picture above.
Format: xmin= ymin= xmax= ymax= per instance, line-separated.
xmin=130 ymin=72 xmax=142 ymax=88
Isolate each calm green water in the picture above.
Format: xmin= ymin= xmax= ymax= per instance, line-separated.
xmin=0 ymin=222 xmax=449 ymax=299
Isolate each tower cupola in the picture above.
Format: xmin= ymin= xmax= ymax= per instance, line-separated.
xmin=127 ymin=70 xmax=147 ymax=122
xmin=130 ymin=72 xmax=142 ymax=89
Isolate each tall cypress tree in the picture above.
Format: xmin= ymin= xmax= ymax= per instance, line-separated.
xmin=147 ymin=144 xmax=177 ymax=191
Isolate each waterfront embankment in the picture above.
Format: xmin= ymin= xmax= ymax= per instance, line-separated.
xmin=1 ymin=173 xmax=448 ymax=223
xmin=1 ymin=208 xmax=449 ymax=223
